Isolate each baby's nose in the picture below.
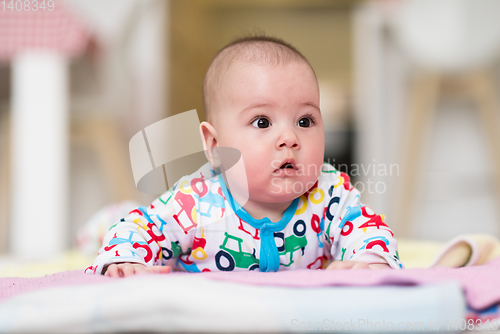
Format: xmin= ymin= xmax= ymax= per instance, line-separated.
xmin=279 ymin=140 xmax=298 ymax=148
xmin=277 ymin=129 xmax=300 ymax=149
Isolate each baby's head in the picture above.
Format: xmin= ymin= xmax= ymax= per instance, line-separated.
xmin=200 ymin=36 xmax=324 ymax=206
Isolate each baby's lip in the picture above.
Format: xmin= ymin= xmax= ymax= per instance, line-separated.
xmin=273 ymin=159 xmax=298 ymax=172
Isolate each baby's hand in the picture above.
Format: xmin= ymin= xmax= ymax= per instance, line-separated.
xmin=103 ymin=262 xmax=172 ymax=278
xmin=326 ymin=260 xmax=391 ymax=270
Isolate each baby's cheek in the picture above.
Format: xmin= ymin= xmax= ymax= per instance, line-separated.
xmin=302 ymin=160 xmax=322 ymax=180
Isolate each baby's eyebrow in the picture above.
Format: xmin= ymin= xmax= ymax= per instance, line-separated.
xmin=303 ymin=102 xmax=321 ymax=112
xmin=239 ymin=103 xmax=271 ymax=114
xmin=240 ymin=102 xmax=320 ymax=114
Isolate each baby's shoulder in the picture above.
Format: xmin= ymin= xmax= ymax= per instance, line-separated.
xmin=148 ymin=162 xmax=221 ymax=213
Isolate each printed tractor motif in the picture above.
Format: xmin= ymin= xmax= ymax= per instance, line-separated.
xmin=104 ymin=231 xmax=153 ymax=262
xmin=238 ymin=218 xmax=260 ymax=240
xmin=360 ymin=236 xmax=390 ymax=253
xmin=191 ymin=173 xmax=225 ymax=218
xmin=161 ymin=240 xmax=181 ymax=260
xmin=198 ymin=191 xmax=225 ymax=217
xmin=178 ymin=252 xmax=202 ymax=272
xmin=104 ymin=231 xmax=138 ymax=251
xmin=358 ymin=206 xmax=393 ymax=236
xmin=274 ymin=220 xmax=308 ymax=267
xmin=173 ymin=191 xmax=197 ymax=234
xmin=191 ymin=228 xmax=208 ymax=260
xmin=216 ymin=232 xmax=259 ymax=271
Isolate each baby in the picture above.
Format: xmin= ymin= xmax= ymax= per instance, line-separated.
xmin=86 ymin=36 xmax=404 ymax=277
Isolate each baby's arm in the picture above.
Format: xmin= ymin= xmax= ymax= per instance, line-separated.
xmin=324 ymin=172 xmax=403 ymax=270
xmin=325 ymin=261 xmax=390 ymax=270
xmin=86 ymin=197 xmax=193 ymax=276
xmin=330 ymin=195 xmax=402 ymax=269
xmin=103 ymin=262 xmax=171 ymax=277
xmin=88 ymin=206 xmax=171 ymax=276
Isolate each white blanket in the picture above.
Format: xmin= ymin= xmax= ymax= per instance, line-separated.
xmin=0 ymin=274 xmax=465 ymax=333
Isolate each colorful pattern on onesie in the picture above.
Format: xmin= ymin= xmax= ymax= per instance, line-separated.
xmin=86 ymin=163 xmax=404 ymax=274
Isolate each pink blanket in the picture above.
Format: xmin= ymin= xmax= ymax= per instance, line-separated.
xmin=2 ymin=257 xmax=499 ymax=310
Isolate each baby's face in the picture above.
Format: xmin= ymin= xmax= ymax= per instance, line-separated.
xmin=215 ymin=61 xmax=324 ymax=204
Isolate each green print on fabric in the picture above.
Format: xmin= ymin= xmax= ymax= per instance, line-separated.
xmin=159 ymin=190 xmax=174 ymax=205
xmin=277 ymin=220 xmax=308 ymax=267
xmin=171 ymin=241 xmax=182 ymax=258
xmin=326 ymin=222 xmax=332 ymax=238
xmin=322 ymin=163 xmax=338 ymax=174
xmin=341 ymin=247 xmax=346 ymax=261
xmin=161 ymin=241 xmax=182 ymax=260
xmin=216 ymin=232 xmax=259 ymax=271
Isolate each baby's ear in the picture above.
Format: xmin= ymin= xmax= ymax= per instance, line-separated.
xmin=199 ymin=121 xmax=221 ymax=167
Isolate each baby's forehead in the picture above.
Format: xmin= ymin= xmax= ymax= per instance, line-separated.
xmin=205 ymin=44 xmax=318 ymax=124
xmin=223 ymin=59 xmax=314 ymax=85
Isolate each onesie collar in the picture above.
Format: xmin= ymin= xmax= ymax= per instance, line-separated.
xmin=218 ymin=173 xmax=299 ymax=272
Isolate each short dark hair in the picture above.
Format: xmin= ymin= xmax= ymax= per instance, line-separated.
xmin=202 ymin=35 xmax=316 ymax=124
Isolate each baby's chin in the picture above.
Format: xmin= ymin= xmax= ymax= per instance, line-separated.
xmin=258 ymin=181 xmax=317 ymax=202
xmin=258 ymin=192 xmax=300 ymax=204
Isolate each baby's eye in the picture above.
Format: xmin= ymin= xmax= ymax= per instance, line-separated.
xmin=297 ymin=116 xmax=314 ymax=128
xmin=251 ymin=117 xmax=271 ymax=128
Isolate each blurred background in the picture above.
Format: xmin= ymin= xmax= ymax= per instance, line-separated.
xmin=0 ymin=0 xmax=499 ymax=265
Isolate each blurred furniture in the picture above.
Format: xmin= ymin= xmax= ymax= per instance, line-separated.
xmin=0 ymin=106 xmax=138 ymax=256
xmin=71 ymin=117 xmax=137 ymax=202
xmin=0 ymin=5 xmax=89 ymax=259
xmin=391 ymin=0 xmax=500 ymax=238
xmin=0 ymin=0 xmax=168 ymax=257
xmin=0 ymin=108 xmax=10 ymax=254
xmin=353 ymin=0 xmax=500 ymax=239
xmin=395 ymin=70 xmax=500 ymax=238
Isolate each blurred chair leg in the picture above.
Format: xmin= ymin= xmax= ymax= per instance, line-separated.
xmin=395 ymin=72 xmax=441 ymax=238
xmin=92 ymin=120 xmax=138 ymax=202
xmin=469 ymin=71 xmax=500 ymax=222
xmin=0 ymin=111 xmax=10 ymax=254
xmin=72 ymin=118 xmax=137 ymax=203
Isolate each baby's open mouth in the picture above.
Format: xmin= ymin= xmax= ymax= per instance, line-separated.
xmin=273 ymin=160 xmax=298 ymax=174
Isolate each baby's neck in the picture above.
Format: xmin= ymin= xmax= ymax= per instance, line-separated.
xmin=242 ymin=200 xmax=294 ymax=223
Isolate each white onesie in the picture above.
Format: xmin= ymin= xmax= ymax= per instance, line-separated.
xmin=86 ymin=162 xmax=403 ymax=274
